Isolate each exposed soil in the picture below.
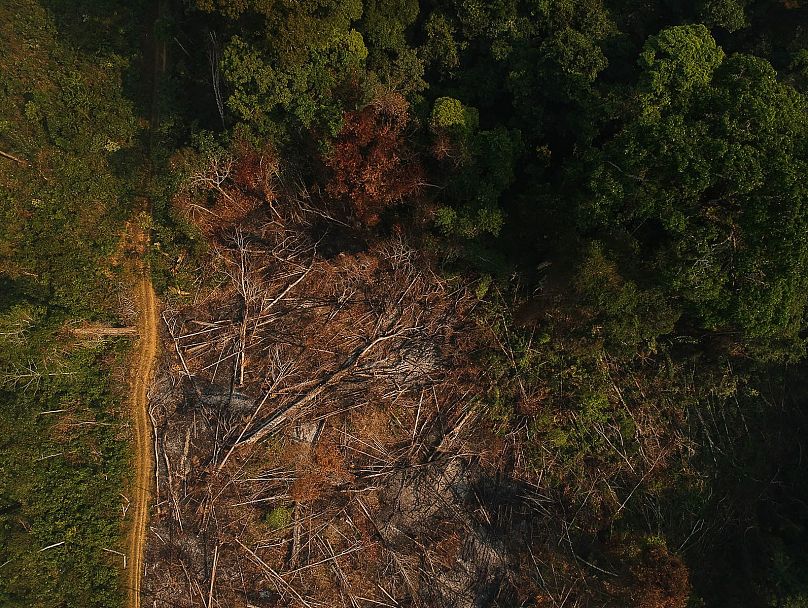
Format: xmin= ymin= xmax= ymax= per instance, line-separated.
xmin=126 ymin=242 xmax=159 ymax=608
xmin=127 ymin=0 xmax=165 ymax=604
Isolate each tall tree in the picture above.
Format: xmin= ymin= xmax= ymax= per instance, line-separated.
xmin=586 ymin=25 xmax=808 ymax=355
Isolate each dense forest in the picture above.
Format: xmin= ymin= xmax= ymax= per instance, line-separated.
xmin=0 ymin=1 xmax=149 ymax=606
xmin=2 ymin=0 xmax=808 ymax=607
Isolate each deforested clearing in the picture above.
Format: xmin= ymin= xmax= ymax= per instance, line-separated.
xmin=141 ymin=145 xmax=690 ymax=608
xmin=146 ymin=149 xmax=505 ymax=606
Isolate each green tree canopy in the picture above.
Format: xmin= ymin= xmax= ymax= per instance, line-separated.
xmin=430 ymin=97 xmax=522 ymax=238
xmin=222 ymin=30 xmax=368 ymax=137
xmin=586 ymin=25 xmax=808 ymax=352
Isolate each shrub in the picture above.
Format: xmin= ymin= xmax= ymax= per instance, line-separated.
xmin=264 ymin=506 xmax=293 ymax=531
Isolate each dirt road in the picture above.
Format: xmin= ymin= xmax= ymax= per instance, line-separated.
xmin=126 ymin=2 xmax=165 ymax=605
xmin=126 ymin=253 xmax=158 ymax=608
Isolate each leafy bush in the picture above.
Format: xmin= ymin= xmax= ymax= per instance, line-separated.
xmin=264 ymin=506 xmax=293 ymax=531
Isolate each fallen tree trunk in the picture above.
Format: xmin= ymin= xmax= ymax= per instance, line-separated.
xmin=70 ymin=325 xmax=138 ymax=337
xmin=0 ymin=150 xmax=29 ymax=166
xmin=235 ymin=329 xmax=412 ymax=446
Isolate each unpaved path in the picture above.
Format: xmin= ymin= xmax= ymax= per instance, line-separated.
xmin=126 ymin=244 xmax=158 ymax=608
xmin=127 ymin=2 xmax=165 ymax=605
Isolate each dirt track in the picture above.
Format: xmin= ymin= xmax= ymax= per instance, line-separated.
xmin=128 ymin=0 xmax=164 ymax=603
xmin=126 ymin=253 xmax=158 ymax=608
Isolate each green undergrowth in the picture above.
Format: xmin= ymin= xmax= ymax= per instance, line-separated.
xmin=0 ymin=1 xmax=149 ymax=606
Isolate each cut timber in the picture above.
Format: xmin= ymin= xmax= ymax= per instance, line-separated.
xmin=71 ymin=325 xmax=138 ymax=337
xmin=234 ymin=329 xmax=411 ymax=447
xmin=0 ymin=150 xmax=29 ymax=166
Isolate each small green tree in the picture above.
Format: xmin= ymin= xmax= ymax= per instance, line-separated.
xmin=429 ymin=97 xmax=521 ymax=238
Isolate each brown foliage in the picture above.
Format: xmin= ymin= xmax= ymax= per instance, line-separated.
xmin=325 ymin=93 xmax=423 ymax=225
xmin=175 ymin=143 xmax=278 ymax=235
xmin=314 ymin=437 xmax=352 ymax=483
xmin=430 ymin=131 xmax=464 ymax=164
xmin=289 ymin=466 xmax=326 ymax=503
xmin=608 ymin=542 xmax=691 ymax=608
xmin=631 ymin=546 xmax=691 ymax=608
xmin=232 ymin=143 xmax=278 ymax=201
